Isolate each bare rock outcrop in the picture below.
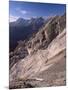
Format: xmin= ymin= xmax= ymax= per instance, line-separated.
xmin=9 ymin=28 xmax=66 ymax=88
xmin=9 ymin=13 xmax=66 ymax=88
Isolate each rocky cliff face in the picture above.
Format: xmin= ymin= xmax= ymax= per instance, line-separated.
xmin=9 ymin=13 xmax=66 ymax=89
xmin=26 ymin=13 xmax=66 ymax=54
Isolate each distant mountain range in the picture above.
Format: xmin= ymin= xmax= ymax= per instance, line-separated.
xmin=9 ymin=17 xmax=46 ymax=51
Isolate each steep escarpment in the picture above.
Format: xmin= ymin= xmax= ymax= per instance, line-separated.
xmin=9 ymin=13 xmax=66 ymax=88
xmin=26 ymin=13 xmax=66 ymax=55
xmin=9 ymin=29 xmax=66 ymax=88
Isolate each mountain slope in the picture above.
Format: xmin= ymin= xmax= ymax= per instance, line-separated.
xmin=9 ymin=13 xmax=66 ymax=88
xmin=9 ymin=28 xmax=66 ymax=88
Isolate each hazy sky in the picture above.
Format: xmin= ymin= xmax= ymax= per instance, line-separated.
xmin=9 ymin=1 xmax=66 ymax=22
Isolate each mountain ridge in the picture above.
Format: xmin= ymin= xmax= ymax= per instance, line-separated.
xmin=9 ymin=17 xmax=47 ymax=51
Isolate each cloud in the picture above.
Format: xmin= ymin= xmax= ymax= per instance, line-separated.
xmin=9 ymin=15 xmax=19 ymax=22
xmin=20 ymin=10 xmax=27 ymax=14
xmin=16 ymin=8 xmax=28 ymax=15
